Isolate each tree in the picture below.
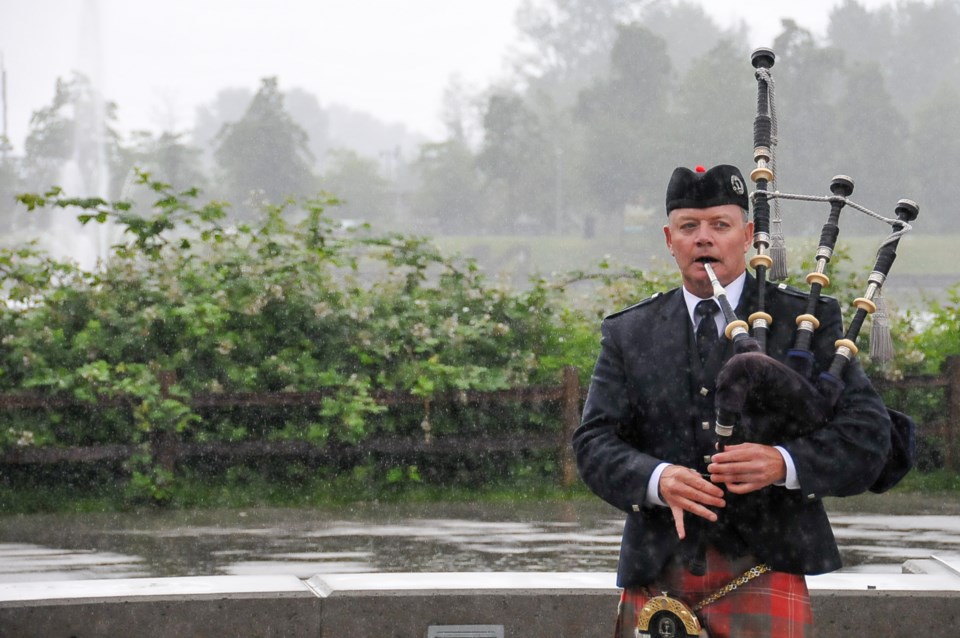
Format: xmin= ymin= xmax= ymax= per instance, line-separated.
xmin=513 ymin=0 xmax=646 ymax=84
xmin=285 ymin=88 xmax=332 ymax=167
xmin=21 ymin=73 xmax=122 ymax=197
xmin=410 ymin=139 xmax=483 ymax=235
xmin=670 ymin=39 xmax=754 ymax=172
xmin=884 ymin=0 xmax=960 ymax=117
xmin=831 ymin=61 xmax=910 ymax=230
xmin=213 ymin=78 xmax=317 ymax=219
xmin=477 ymin=92 xmax=554 ymax=233
xmin=0 ymin=150 xmax=23 ymax=234
xmin=909 ymin=85 xmax=960 ymax=233
xmin=320 ymin=149 xmax=393 ymax=225
xmin=640 ymin=0 xmax=743 ymax=75
xmin=827 ymin=0 xmax=895 ymax=68
xmin=511 ymin=0 xmax=651 ymax=116
xmin=769 ymin=20 xmax=845 ymax=228
xmin=192 ymin=87 xmax=253 ymax=169
xmin=116 ymin=131 xmax=207 ymax=199
xmin=829 ymin=1 xmax=960 ymax=119
xmin=575 ymin=24 xmax=672 ymax=221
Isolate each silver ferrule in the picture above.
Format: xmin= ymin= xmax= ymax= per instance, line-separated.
xmin=835 ymin=345 xmax=854 ymax=361
xmin=753 ymin=233 xmax=771 ymax=249
xmin=816 ymin=246 xmax=833 ymax=263
xmin=868 ymin=271 xmax=887 ymax=288
xmin=798 ymin=321 xmax=815 ymax=333
xmin=715 ymin=424 xmax=734 ymax=438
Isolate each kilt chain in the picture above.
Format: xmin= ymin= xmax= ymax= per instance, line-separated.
xmin=692 ymin=563 xmax=772 ymax=612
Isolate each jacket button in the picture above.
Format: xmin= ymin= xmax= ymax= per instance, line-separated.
xmin=702 ymin=421 xmax=711 ymax=430
xmin=700 ymin=387 xmax=710 ymax=396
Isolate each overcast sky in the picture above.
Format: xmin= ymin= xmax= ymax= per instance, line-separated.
xmin=1 ymin=0 xmax=901 ymax=152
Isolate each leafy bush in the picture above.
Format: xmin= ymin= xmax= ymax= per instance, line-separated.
xmin=2 ymin=174 xmax=644 ymax=502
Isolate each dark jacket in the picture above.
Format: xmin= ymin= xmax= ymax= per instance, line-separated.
xmin=573 ymin=275 xmax=892 ymax=588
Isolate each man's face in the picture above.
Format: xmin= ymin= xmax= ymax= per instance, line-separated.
xmin=663 ymin=204 xmax=753 ymax=298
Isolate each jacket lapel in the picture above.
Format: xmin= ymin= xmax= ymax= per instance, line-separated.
xmin=656 ymin=290 xmax=695 ymax=399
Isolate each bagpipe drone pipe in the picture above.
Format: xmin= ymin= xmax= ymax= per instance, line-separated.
xmin=676 ymin=50 xmax=919 ymax=576
xmin=711 ymin=48 xmax=917 ymax=497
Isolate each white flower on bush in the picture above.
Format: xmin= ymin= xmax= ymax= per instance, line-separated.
xmin=9 ymin=429 xmax=35 ymax=447
xmin=442 ymin=315 xmax=459 ymax=338
xmin=244 ymin=296 xmax=267 ymax=315
xmin=347 ymin=306 xmax=374 ymax=322
xmin=411 ymin=323 xmax=432 ymax=340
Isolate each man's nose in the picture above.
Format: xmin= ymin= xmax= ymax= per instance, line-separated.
xmin=694 ymin=225 xmax=714 ymax=244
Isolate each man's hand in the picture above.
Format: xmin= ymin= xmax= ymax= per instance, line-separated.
xmin=658 ymin=465 xmax=725 ymax=539
xmin=708 ymin=442 xmax=786 ymax=494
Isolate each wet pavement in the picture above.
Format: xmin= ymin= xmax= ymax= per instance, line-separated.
xmin=1 ymin=499 xmax=958 ymax=583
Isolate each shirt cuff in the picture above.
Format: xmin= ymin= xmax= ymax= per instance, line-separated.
xmin=646 ymin=462 xmax=671 ymax=506
xmin=774 ymin=445 xmax=800 ymax=489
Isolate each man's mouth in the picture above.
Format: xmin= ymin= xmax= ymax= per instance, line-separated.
xmin=695 ymin=257 xmax=719 ymax=265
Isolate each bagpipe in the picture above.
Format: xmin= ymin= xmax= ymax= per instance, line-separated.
xmin=711 ymin=48 xmax=917 ymax=492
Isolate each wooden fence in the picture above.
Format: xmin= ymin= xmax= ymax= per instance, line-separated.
xmin=0 ymin=367 xmax=586 ymax=487
xmin=1 ymin=355 xmax=958 ymax=483
xmin=873 ymin=355 xmax=960 ymax=472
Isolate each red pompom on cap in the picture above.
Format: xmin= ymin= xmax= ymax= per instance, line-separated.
xmin=695 ymin=165 xmax=706 ymax=173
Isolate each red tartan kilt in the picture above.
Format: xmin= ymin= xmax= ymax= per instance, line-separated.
xmin=615 ymin=548 xmax=812 ymax=638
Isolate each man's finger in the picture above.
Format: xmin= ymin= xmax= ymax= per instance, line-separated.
xmin=670 ymin=505 xmax=686 ymax=539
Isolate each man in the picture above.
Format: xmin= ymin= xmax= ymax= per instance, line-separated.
xmin=573 ymin=164 xmax=892 ymax=637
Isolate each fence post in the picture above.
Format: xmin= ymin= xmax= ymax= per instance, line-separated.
xmin=152 ymin=370 xmax=179 ymax=473
xmin=559 ymin=366 xmax=581 ymax=488
xmin=944 ymin=355 xmax=960 ymax=473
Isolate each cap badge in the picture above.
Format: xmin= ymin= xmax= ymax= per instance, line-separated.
xmin=730 ymin=174 xmax=745 ymax=195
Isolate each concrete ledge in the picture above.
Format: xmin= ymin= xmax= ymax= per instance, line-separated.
xmin=0 ymin=575 xmax=321 ymax=637
xmin=1 ymin=565 xmax=959 ymax=637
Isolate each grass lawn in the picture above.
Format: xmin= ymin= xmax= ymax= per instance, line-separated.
xmin=434 ymin=233 xmax=959 ymax=278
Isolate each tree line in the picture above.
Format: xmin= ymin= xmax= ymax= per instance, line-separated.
xmin=2 ymin=0 xmax=960 ymax=243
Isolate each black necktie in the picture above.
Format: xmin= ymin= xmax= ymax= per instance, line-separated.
xmin=695 ymin=300 xmax=720 ymax=363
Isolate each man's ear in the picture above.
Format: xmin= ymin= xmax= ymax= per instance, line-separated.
xmin=663 ymin=225 xmax=673 ymax=254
